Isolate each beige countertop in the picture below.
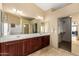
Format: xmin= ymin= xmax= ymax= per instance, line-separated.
xmin=0 ymin=33 xmax=50 ymax=43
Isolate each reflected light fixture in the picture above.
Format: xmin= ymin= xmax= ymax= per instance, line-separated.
xmin=12 ymin=8 xmax=17 ymax=12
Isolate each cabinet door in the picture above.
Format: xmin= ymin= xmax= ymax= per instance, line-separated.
xmin=36 ymin=37 xmax=42 ymax=49
xmin=42 ymin=36 xmax=50 ymax=48
xmin=1 ymin=41 xmax=23 ymax=56
xmin=31 ymin=38 xmax=40 ymax=52
xmin=23 ymin=38 xmax=42 ymax=55
xmin=2 ymin=41 xmax=18 ymax=56
xmin=30 ymin=38 xmax=36 ymax=52
xmin=0 ymin=43 xmax=1 ymax=56
xmin=17 ymin=40 xmax=23 ymax=56
xmin=23 ymin=39 xmax=31 ymax=55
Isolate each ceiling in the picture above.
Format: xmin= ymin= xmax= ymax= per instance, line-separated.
xmin=35 ymin=3 xmax=70 ymax=11
xmin=3 ymin=3 xmax=45 ymax=18
xmin=2 ymin=3 xmax=70 ymax=19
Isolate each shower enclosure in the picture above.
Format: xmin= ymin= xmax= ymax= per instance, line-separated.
xmin=58 ymin=16 xmax=72 ymax=52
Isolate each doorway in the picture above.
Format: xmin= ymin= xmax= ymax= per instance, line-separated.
xmin=24 ymin=24 xmax=29 ymax=34
xmin=58 ymin=16 xmax=72 ymax=52
xmin=32 ymin=23 xmax=38 ymax=33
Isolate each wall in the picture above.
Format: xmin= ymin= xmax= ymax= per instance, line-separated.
xmin=45 ymin=4 xmax=79 ymax=48
xmin=44 ymin=20 xmax=50 ymax=33
xmin=71 ymin=13 xmax=79 ymax=37
xmin=0 ymin=3 xmax=2 ymax=10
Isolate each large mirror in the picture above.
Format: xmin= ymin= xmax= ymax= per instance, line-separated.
xmin=2 ymin=11 xmax=46 ymax=35
xmin=0 ymin=10 xmax=2 ymax=36
xmin=0 ymin=3 xmax=50 ymax=36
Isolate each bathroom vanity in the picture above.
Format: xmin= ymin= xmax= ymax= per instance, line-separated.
xmin=0 ymin=33 xmax=50 ymax=56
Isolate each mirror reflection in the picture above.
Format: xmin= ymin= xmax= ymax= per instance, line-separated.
xmin=2 ymin=11 xmax=46 ymax=35
xmin=0 ymin=10 xmax=2 ymax=36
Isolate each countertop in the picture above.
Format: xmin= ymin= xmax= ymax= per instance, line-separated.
xmin=0 ymin=33 xmax=50 ymax=43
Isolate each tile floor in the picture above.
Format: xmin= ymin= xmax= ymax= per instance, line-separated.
xmin=28 ymin=46 xmax=75 ymax=56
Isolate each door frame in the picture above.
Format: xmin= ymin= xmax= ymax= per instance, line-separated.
xmin=23 ymin=23 xmax=30 ymax=34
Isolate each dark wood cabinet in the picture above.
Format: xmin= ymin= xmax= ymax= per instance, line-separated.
xmin=23 ymin=37 xmax=42 ymax=55
xmin=36 ymin=37 xmax=42 ymax=49
xmin=42 ymin=35 xmax=50 ymax=48
xmin=0 ymin=40 xmax=23 ymax=56
xmin=31 ymin=37 xmax=39 ymax=52
xmin=23 ymin=39 xmax=32 ymax=55
xmin=17 ymin=40 xmax=23 ymax=56
xmin=1 ymin=41 xmax=19 ymax=56
xmin=0 ymin=35 xmax=50 ymax=56
xmin=0 ymin=43 xmax=1 ymax=56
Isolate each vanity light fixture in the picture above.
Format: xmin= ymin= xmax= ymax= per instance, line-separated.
xmin=35 ymin=16 xmax=43 ymax=20
xmin=70 ymin=16 xmax=72 ymax=17
xmin=17 ymin=10 xmax=23 ymax=14
xmin=24 ymin=25 xmax=26 ymax=27
xmin=37 ymin=16 xmax=43 ymax=19
xmin=12 ymin=8 xmax=23 ymax=15
xmin=12 ymin=8 xmax=17 ymax=12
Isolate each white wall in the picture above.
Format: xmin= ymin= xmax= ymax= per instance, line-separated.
xmin=0 ymin=3 xmax=2 ymax=10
